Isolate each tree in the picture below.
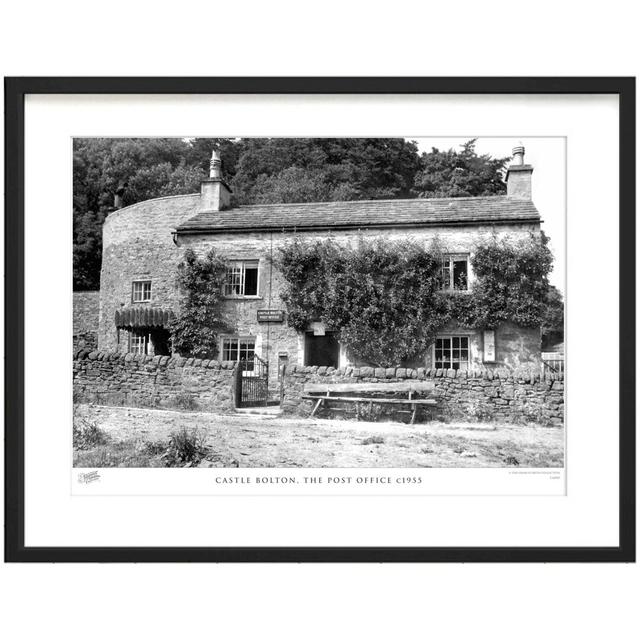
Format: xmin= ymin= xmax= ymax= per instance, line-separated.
xmin=541 ymin=285 xmax=564 ymax=348
xmin=414 ymin=139 xmax=509 ymax=198
xmin=230 ymin=138 xmax=421 ymax=204
xmin=168 ymin=249 xmax=229 ymax=358
xmin=251 ymin=167 xmax=333 ymax=204
xmin=73 ymin=208 xmax=107 ymax=291
xmin=72 ymin=138 xmax=206 ymax=290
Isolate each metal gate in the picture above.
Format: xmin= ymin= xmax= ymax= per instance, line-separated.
xmin=236 ymin=355 xmax=270 ymax=408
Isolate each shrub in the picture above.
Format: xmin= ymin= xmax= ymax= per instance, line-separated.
xmin=169 ymin=248 xmax=229 ymax=358
xmin=73 ymin=416 xmax=109 ymax=450
xmin=278 ymin=237 xmax=445 ymax=366
xmin=277 ymin=233 xmax=556 ymax=367
xmin=164 ymin=427 xmax=208 ymax=466
xmin=173 ymin=392 xmax=199 ymax=411
xmin=465 ymin=400 xmax=493 ymax=422
xmin=141 ymin=441 xmax=167 ymax=456
xmin=357 ymin=403 xmax=384 ymax=422
xmin=464 ymin=232 xmax=554 ymax=329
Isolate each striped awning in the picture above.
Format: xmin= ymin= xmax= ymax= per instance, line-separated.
xmin=115 ymin=306 xmax=175 ymax=328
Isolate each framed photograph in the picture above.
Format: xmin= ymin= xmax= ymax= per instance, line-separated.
xmin=4 ymin=77 xmax=635 ymax=562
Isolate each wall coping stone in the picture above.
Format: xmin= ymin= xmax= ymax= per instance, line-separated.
xmin=79 ymin=352 xmax=559 ymax=382
xmin=278 ymin=365 xmax=562 ymax=384
xmin=73 ymin=350 xmax=237 ymax=371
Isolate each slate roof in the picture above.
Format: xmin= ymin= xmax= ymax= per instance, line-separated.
xmin=175 ymin=195 xmax=540 ymax=234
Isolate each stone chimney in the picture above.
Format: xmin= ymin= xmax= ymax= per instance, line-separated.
xmin=199 ymin=149 xmax=232 ymax=211
xmin=505 ymin=144 xmax=533 ymax=199
xmin=113 ymin=182 xmax=127 ymax=209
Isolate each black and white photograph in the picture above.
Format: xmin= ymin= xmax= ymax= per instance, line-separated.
xmin=72 ymin=136 xmax=565 ymax=471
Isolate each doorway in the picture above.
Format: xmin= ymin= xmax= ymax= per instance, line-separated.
xmin=305 ymin=331 xmax=340 ymax=368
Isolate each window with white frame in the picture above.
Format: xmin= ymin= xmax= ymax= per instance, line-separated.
xmin=440 ymin=255 xmax=469 ymax=291
xmin=132 ymin=280 xmax=152 ymax=302
xmin=224 ymin=260 xmax=259 ymax=297
xmin=434 ymin=336 xmax=470 ymax=370
xmin=221 ymin=337 xmax=256 ymax=370
xmin=129 ymin=329 xmax=149 ymax=355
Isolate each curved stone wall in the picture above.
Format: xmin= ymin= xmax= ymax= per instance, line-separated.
xmin=99 ymin=194 xmax=199 ymax=351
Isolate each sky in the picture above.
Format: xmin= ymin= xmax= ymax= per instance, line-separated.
xmin=411 ymin=137 xmax=566 ymax=294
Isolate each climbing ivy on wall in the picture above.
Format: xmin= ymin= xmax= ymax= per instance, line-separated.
xmin=278 ymin=238 xmax=446 ymax=367
xmin=169 ymin=248 xmax=229 ymax=358
xmin=277 ymin=233 xmax=555 ymax=367
xmin=464 ymin=232 xmax=554 ymax=329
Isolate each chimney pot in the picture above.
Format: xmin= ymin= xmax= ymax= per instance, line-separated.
xmin=512 ymin=145 xmax=525 ymax=165
xmin=210 ymin=149 xmax=223 ymax=179
xmin=200 ymin=149 xmax=231 ymax=211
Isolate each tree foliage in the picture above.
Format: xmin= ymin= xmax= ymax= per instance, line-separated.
xmin=73 ymin=138 xmax=210 ymax=290
xmin=540 ymin=284 xmax=564 ymax=348
xmin=73 ymin=208 xmax=107 ymax=291
xmin=231 ymin=138 xmax=421 ymax=204
xmin=277 ymin=233 xmax=556 ymax=367
xmin=73 ymin=137 xmax=510 ymax=290
xmin=414 ymin=139 xmax=509 ymax=198
xmin=168 ymin=249 xmax=229 ymax=358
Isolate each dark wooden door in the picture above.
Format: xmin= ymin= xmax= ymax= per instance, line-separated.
xmin=305 ymin=332 xmax=340 ymax=368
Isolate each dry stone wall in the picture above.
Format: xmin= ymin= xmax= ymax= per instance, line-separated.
xmin=282 ymin=364 xmax=564 ymax=426
xmin=72 ymin=353 xmax=564 ymax=426
xmin=73 ymin=350 xmax=237 ymax=412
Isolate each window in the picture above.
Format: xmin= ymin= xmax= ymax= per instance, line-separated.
xmin=129 ymin=329 xmax=149 ymax=355
xmin=440 ymin=255 xmax=469 ymax=291
xmin=222 ymin=337 xmax=256 ymax=370
xmin=224 ymin=260 xmax=259 ymax=297
xmin=132 ymin=280 xmax=152 ymax=302
xmin=127 ymin=328 xmax=170 ymax=356
xmin=434 ymin=336 xmax=470 ymax=370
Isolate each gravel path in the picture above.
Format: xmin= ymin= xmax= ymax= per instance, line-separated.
xmin=74 ymin=404 xmax=564 ymax=468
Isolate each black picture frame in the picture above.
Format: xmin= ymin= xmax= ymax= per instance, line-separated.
xmin=4 ymin=77 xmax=635 ymax=563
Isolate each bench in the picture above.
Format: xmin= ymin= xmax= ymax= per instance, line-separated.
xmin=302 ymin=381 xmax=437 ymax=424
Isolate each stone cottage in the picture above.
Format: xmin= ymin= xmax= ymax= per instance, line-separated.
xmin=98 ymin=145 xmax=542 ymax=387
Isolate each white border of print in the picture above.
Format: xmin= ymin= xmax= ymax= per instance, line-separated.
xmin=24 ymin=93 xmax=617 ymax=548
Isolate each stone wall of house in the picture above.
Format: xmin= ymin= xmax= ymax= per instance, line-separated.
xmin=281 ymin=364 xmax=564 ymax=426
xmin=73 ymin=349 xmax=237 ymax=411
xmin=418 ymin=321 xmax=540 ymax=371
xmin=100 ymin=187 xmax=543 ymax=368
xmin=99 ymin=194 xmax=201 ymax=352
xmin=179 ymin=223 xmax=542 ymax=378
xmin=73 ymin=291 xmax=100 ymax=351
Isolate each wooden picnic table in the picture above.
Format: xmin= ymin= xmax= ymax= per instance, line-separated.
xmin=302 ymin=381 xmax=436 ymax=424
